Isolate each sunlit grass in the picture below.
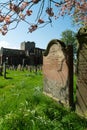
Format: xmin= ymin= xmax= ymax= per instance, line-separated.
xmin=0 ymin=69 xmax=87 ymax=130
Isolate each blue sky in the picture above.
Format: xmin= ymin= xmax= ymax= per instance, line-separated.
xmin=0 ymin=14 xmax=79 ymax=50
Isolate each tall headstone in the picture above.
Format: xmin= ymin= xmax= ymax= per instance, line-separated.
xmin=0 ymin=65 xmax=3 ymax=76
xmin=3 ymin=62 xmax=6 ymax=78
xmin=43 ymin=39 xmax=71 ymax=106
xmin=76 ymin=26 xmax=87 ymax=117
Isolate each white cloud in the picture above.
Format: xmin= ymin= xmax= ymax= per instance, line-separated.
xmin=0 ymin=41 xmax=19 ymax=49
xmin=0 ymin=41 xmax=9 ymax=48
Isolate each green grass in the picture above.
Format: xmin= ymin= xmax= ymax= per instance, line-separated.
xmin=0 ymin=69 xmax=87 ymax=130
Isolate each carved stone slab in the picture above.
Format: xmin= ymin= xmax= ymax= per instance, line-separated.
xmin=43 ymin=39 xmax=69 ymax=106
xmin=76 ymin=26 xmax=87 ymax=117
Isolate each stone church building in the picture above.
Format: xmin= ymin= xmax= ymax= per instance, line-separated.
xmin=0 ymin=41 xmax=45 ymax=66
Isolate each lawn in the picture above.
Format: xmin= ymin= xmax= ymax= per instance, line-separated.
xmin=0 ymin=69 xmax=87 ymax=130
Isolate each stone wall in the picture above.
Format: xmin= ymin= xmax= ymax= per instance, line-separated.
xmin=76 ymin=26 xmax=87 ymax=117
xmin=43 ymin=39 xmax=70 ymax=106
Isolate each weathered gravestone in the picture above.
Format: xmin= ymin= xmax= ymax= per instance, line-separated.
xmin=76 ymin=26 xmax=87 ymax=117
xmin=3 ymin=62 xmax=6 ymax=78
xmin=43 ymin=39 xmax=74 ymax=107
xmin=0 ymin=65 xmax=3 ymax=76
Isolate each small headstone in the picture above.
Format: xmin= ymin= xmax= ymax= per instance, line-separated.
xmin=17 ymin=64 xmax=22 ymax=71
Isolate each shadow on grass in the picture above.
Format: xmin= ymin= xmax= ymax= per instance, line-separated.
xmin=5 ymin=77 xmax=13 ymax=79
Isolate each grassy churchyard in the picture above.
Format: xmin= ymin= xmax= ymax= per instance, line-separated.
xmin=0 ymin=69 xmax=87 ymax=130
